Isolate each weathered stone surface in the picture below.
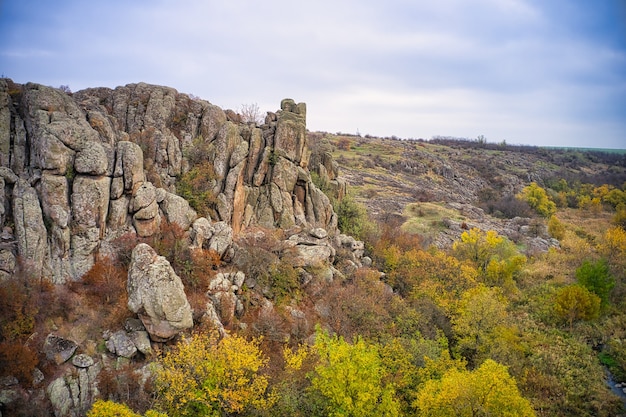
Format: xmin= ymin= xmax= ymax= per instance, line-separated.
xmin=71 ymin=175 xmax=110 ymax=233
xmin=190 ymin=217 xmax=214 ymax=248
xmin=160 ymin=191 xmax=197 ymax=230
xmin=71 ymin=354 xmax=94 ymax=368
xmin=43 ymin=334 xmax=78 ymax=365
xmin=199 ymin=102 xmax=227 ymax=142
xmin=70 ymin=227 xmax=100 ymax=279
xmin=47 ymin=364 xmax=100 ymax=417
xmin=0 ymin=167 xmax=18 ymax=184
xmin=131 ymin=181 xmax=156 ymax=212
xmin=105 ymin=330 xmax=137 ymax=358
xmin=207 ymin=221 xmax=232 ymax=258
xmin=213 ymin=122 xmax=242 ymax=190
xmin=133 ymin=215 xmax=161 ymax=238
xmin=0 ymin=81 xmax=10 ymax=168
xmin=0 ymin=249 xmax=16 ymax=279
xmin=114 ymin=141 xmax=144 ymax=192
xmin=129 ymin=330 xmax=152 ymax=356
xmin=127 ymin=243 xmax=193 ymax=341
xmin=274 ymin=99 xmax=307 ymax=164
xmin=39 ymin=172 xmax=70 ymax=228
xmin=290 ymin=244 xmax=333 ymax=268
xmin=13 ymin=179 xmax=48 ymax=277
xmin=47 ymin=377 xmax=73 ymax=417
xmin=74 ymin=142 xmax=108 ymax=175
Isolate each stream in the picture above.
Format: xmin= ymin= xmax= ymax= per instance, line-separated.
xmin=606 ymin=368 xmax=626 ymax=406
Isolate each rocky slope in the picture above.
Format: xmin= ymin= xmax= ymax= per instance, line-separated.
xmin=0 ymin=80 xmax=364 ymax=416
xmin=319 ymin=133 xmax=626 ymax=249
xmin=0 ymin=80 xmax=348 ymax=285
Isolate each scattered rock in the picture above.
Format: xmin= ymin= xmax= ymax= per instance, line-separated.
xmin=105 ymin=330 xmax=137 ymax=359
xmin=71 ymin=354 xmax=94 ymax=368
xmin=43 ymin=334 xmax=78 ymax=365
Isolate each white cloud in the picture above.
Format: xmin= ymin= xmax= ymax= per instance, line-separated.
xmin=0 ymin=0 xmax=624 ymax=148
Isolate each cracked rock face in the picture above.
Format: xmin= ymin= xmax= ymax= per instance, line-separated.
xmin=0 ymin=80 xmax=340 ymax=284
xmin=127 ymin=243 xmax=193 ymax=341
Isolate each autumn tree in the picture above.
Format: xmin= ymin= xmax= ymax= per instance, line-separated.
xmin=309 ymin=328 xmax=400 ymax=417
xmin=452 ymin=285 xmax=511 ymax=365
xmin=87 ymin=400 xmax=166 ymax=417
xmin=154 ymin=332 xmax=274 ymax=416
xmin=547 ymin=215 xmax=566 ymax=240
xmin=415 ymin=359 xmax=536 ymax=416
xmin=553 ymin=285 xmax=600 ymax=330
xmin=517 ymin=182 xmax=556 ymax=217
xmin=452 ymin=228 xmax=525 ymax=291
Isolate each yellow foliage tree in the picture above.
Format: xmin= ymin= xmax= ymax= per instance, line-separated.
xmin=415 ymin=359 xmax=536 ymax=416
xmin=87 ymin=400 xmax=166 ymax=417
xmin=452 ymin=285 xmax=514 ymax=365
xmin=517 ymin=182 xmax=556 ymax=217
xmin=553 ymin=285 xmax=600 ymax=330
xmin=154 ymin=332 xmax=274 ymax=417
xmin=602 ymin=226 xmax=626 ymax=266
xmin=309 ymin=328 xmax=400 ymax=417
xmin=547 ymin=215 xmax=566 ymax=240
xmin=391 ymin=247 xmax=477 ymax=304
xmin=452 ymin=228 xmax=525 ymax=291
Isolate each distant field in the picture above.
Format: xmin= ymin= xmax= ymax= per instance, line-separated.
xmin=542 ymin=146 xmax=626 ymax=154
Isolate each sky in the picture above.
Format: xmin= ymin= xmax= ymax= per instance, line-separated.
xmin=1 ymin=0 xmax=625 ymax=149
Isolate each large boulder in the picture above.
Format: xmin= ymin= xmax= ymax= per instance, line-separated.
xmin=127 ymin=243 xmax=193 ymax=341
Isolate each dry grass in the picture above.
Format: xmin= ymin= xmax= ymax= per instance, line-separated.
xmin=402 ymin=202 xmax=468 ymax=236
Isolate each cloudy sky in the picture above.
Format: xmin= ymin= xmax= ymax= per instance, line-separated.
xmin=1 ymin=0 xmax=625 ymax=148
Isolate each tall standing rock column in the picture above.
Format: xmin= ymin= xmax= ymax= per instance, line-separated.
xmin=13 ymin=179 xmax=49 ymax=277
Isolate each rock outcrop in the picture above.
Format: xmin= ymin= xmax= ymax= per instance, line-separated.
xmin=127 ymin=243 xmax=193 ymax=341
xmin=0 ymin=80 xmax=341 ymax=284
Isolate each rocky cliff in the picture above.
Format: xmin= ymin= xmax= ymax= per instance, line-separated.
xmin=0 ymin=80 xmax=344 ymax=284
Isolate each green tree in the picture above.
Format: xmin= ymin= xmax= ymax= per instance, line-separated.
xmin=154 ymin=332 xmax=274 ymax=417
xmin=575 ymin=259 xmax=615 ymax=310
xmin=309 ymin=328 xmax=400 ymax=417
xmin=336 ymin=195 xmax=370 ymax=240
xmin=415 ymin=359 xmax=535 ymax=417
xmin=517 ymin=182 xmax=556 ymax=217
xmin=553 ymin=285 xmax=600 ymax=330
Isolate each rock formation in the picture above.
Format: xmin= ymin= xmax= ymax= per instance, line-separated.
xmin=0 ymin=79 xmax=359 ymax=416
xmin=0 ymin=79 xmax=343 ymax=284
xmin=127 ymin=243 xmax=193 ymax=341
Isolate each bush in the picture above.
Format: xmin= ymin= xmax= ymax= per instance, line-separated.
xmin=548 ymin=215 xmax=566 ymax=240
xmin=575 ymin=259 xmax=615 ymax=310
xmin=176 ymin=162 xmax=218 ymax=218
xmin=483 ymin=194 xmax=533 ymax=219
xmin=336 ymin=195 xmax=372 ymax=240
xmin=0 ymin=341 xmax=38 ymax=386
xmin=517 ymin=182 xmax=557 ymax=217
